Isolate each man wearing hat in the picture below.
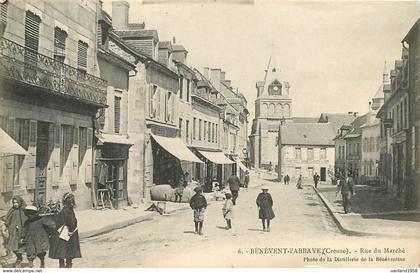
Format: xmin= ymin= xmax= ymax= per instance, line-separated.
xmin=227 ymin=174 xmax=240 ymax=205
xmin=189 ymin=187 xmax=207 ymax=235
xmin=256 ymin=185 xmax=275 ymax=232
xmin=338 ymin=171 xmax=355 ymax=214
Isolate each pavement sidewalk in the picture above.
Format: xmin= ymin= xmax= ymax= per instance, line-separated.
xmin=314 ymin=184 xmax=420 ymax=238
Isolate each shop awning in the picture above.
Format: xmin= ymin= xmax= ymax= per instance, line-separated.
xmin=151 ymin=134 xmax=203 ymax=163
xmin=197 ymin=150 xmax=235 ymax=164
xmin=237 ymin=160 xmax=249 ymax=171
xmin=0 ymin=128 xmax=30 ymax=156
xmin=96 ymin=133 xmax=134 ymax=146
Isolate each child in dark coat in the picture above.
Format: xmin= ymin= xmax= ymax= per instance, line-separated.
xmin=189 ymin=186 xmax=207 ymax=235
xmin=5 ymin=196 xmax=27 ymax=267
xmin=256 ymin=185 xmax=275 ymax=232
xmin=21 ymin=205 xmax=54 ymax=268
xmin=49 ymin=192 xmax=81 ymax=268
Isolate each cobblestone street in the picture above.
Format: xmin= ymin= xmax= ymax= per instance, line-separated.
xmin=43 ymin=175 xmax=419 ymax=268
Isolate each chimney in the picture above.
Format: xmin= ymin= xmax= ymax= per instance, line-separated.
xmin=203 ymin=67 xmax=209 ymax=79
xmin=112 ymin=1 xmax=129 ymax=30
xmin=221 ymin=71 xmax=226 ymax=82
xmin=210 ymin=68 xmax=221 ymax=91
xmin=172 ymin=45 xmax=188 ymax=64
xmin=224 ymin=80 xmax=231 ymax=87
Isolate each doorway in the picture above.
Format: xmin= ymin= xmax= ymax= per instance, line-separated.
xmin=320 ymin=167 xmax=326 ymax=181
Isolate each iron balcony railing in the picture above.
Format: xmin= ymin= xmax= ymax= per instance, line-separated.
xmin=0 ymin=37 xmax=107 ymax=106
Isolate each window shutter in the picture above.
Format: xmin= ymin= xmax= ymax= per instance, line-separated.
xmin=70 ymin=127 xmax=79 ymax=185
xmin=22 ymin=120 xmax=30 ymax=150
xmin=85 ymin=128 xmax=93 ymax=183
xmin=77 ymin=40 xmax=88 ymax=70
xmin=54 ymin=27 xmax=67 ymax=62
xmin=6 ymin=117 xmax=15 ymax=140
xmin=4 ymin=158 xmax=14 ymax=192
xmin=149 ymin=85 xmax=154 ymax=118
xmin=73 ymin=127 xmax=79 ymax=145
xmin=0 ymin=115 xmax=5 ymax=130
xmin=29 ymin=120 xmax=37 ymax=146
xmin=164 ymin=92 xmax=168 ymax=121
xmin=55 ymin=124 xmax=60 ymax=147
xmin=87 ymin=127 xmax=92 ymax=148
xmin=24 ymin=11 xmax=41 ymax=65
xmin=114 ymin=96 xmax=121 ymax=133
xmin=1 ymin=2 xmax=7 ymax=24
xmin=26 ymin=154 xmax=36 ymax=190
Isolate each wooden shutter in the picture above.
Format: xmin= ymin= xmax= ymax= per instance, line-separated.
xmin=164 ymin=92 xmax=168 ymax=121
xmin=7 ymin=117 xmax=15 ymax=140
xmin=85 ymin=128 xmax=93 ymax=183
xmin=77 ymin=40 xmax=88 ymax=70
xmin=22 ymin=120 xmax=30 ymax=150
xmin=4 ymin=159 xmax=14 ymax=192
xmin=0 ymin=2 xmax=7 ymax=24
xmin=54 ymin=27 xmax=67 ymax=62
xmin=26 ymin=120 xmax=37 ymax=190
xmin=114 ymin=96 xmax=121 ymax=133
xmin=70 ymin=127 xmax=79 ymax=185
xmin=149 ymin=85 xmax=154 ymax=117
xmin=3 ymin=116 xmax=15 ymax=192
xmin=26 ymin=154 xmax=36 ymax=190
xmin=29 ymin=120 xmax=37 ymax=146
xmin=55 ymin=124 xmax=60 ymax=147
xmin=24 ymin=11 xmax=41 ymax=65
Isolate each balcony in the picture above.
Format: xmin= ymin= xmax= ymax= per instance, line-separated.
xmin=0 ymin=37 xmax=107 ymax=106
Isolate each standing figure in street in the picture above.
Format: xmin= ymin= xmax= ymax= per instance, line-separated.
xmin=174 ymin=172 xmax=188 ymax=203
xmin=22 ymin=205 xmax=54 ymax=268
xmin=296 ymin=175 xmax=303 ymax=189
xmin=189 ymin=187 xmax=207 ymax=235
xmin=222 ymin=193 xmax=233 ymax=230
xmin=5 ymin=196 xmax=27 ymax=267
xmin=337 ymin=171 xmax=355 ymax=214
xmin=256 ymin=185 xmax=275 ymax=232
xmin=243 ymin=170 xmax=250 ymax=188
xmin=227 ymin=174 xmax=240 ymax=205
xmin=313 ymin=173 xmax=320 ymax=189
xmin=49 ymin=193 xmax=81 ymax=268
xmin=283 ymin=174 xmax=290 ymax=185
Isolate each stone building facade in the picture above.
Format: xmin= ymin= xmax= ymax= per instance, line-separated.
xmin=278 ymin=123 xmax=336 ymax=181
xmin=377 ymin=49 xmax=410 ymax=198
xmin=0 ymin=0 xmax=106 ymax=209
xmin=400 ymin=18 xmax=419 ymax=208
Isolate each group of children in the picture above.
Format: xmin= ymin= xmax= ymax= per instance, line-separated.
xmin=2 ymin=193 xmax=81 ymax=268
xmin=189 ymin=185 xmax=275 ymax=235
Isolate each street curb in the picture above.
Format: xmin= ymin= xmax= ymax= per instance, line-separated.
xmin=312 ymin=186 xmax=419 ymax=239
xmin=79 ymin=205 xmax=193 ymax=240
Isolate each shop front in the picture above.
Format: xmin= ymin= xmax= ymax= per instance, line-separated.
xmin=150 ymin=134 xmax=203 ymax=188
xmin=193 ymin=149 xmax=234 ymax=192
xmin=95 ymin=134 xmax=133 ymax=208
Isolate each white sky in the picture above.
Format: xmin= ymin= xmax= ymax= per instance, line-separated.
xmin=103 ymin=0 xmax=419 ymax=120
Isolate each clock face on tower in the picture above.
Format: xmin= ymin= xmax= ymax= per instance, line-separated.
xmin=268 ymin=80 xmax=282 ymax=96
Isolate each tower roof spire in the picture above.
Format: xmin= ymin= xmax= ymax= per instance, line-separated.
xmin=383 ymin=61 xmax=389 ymax=84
